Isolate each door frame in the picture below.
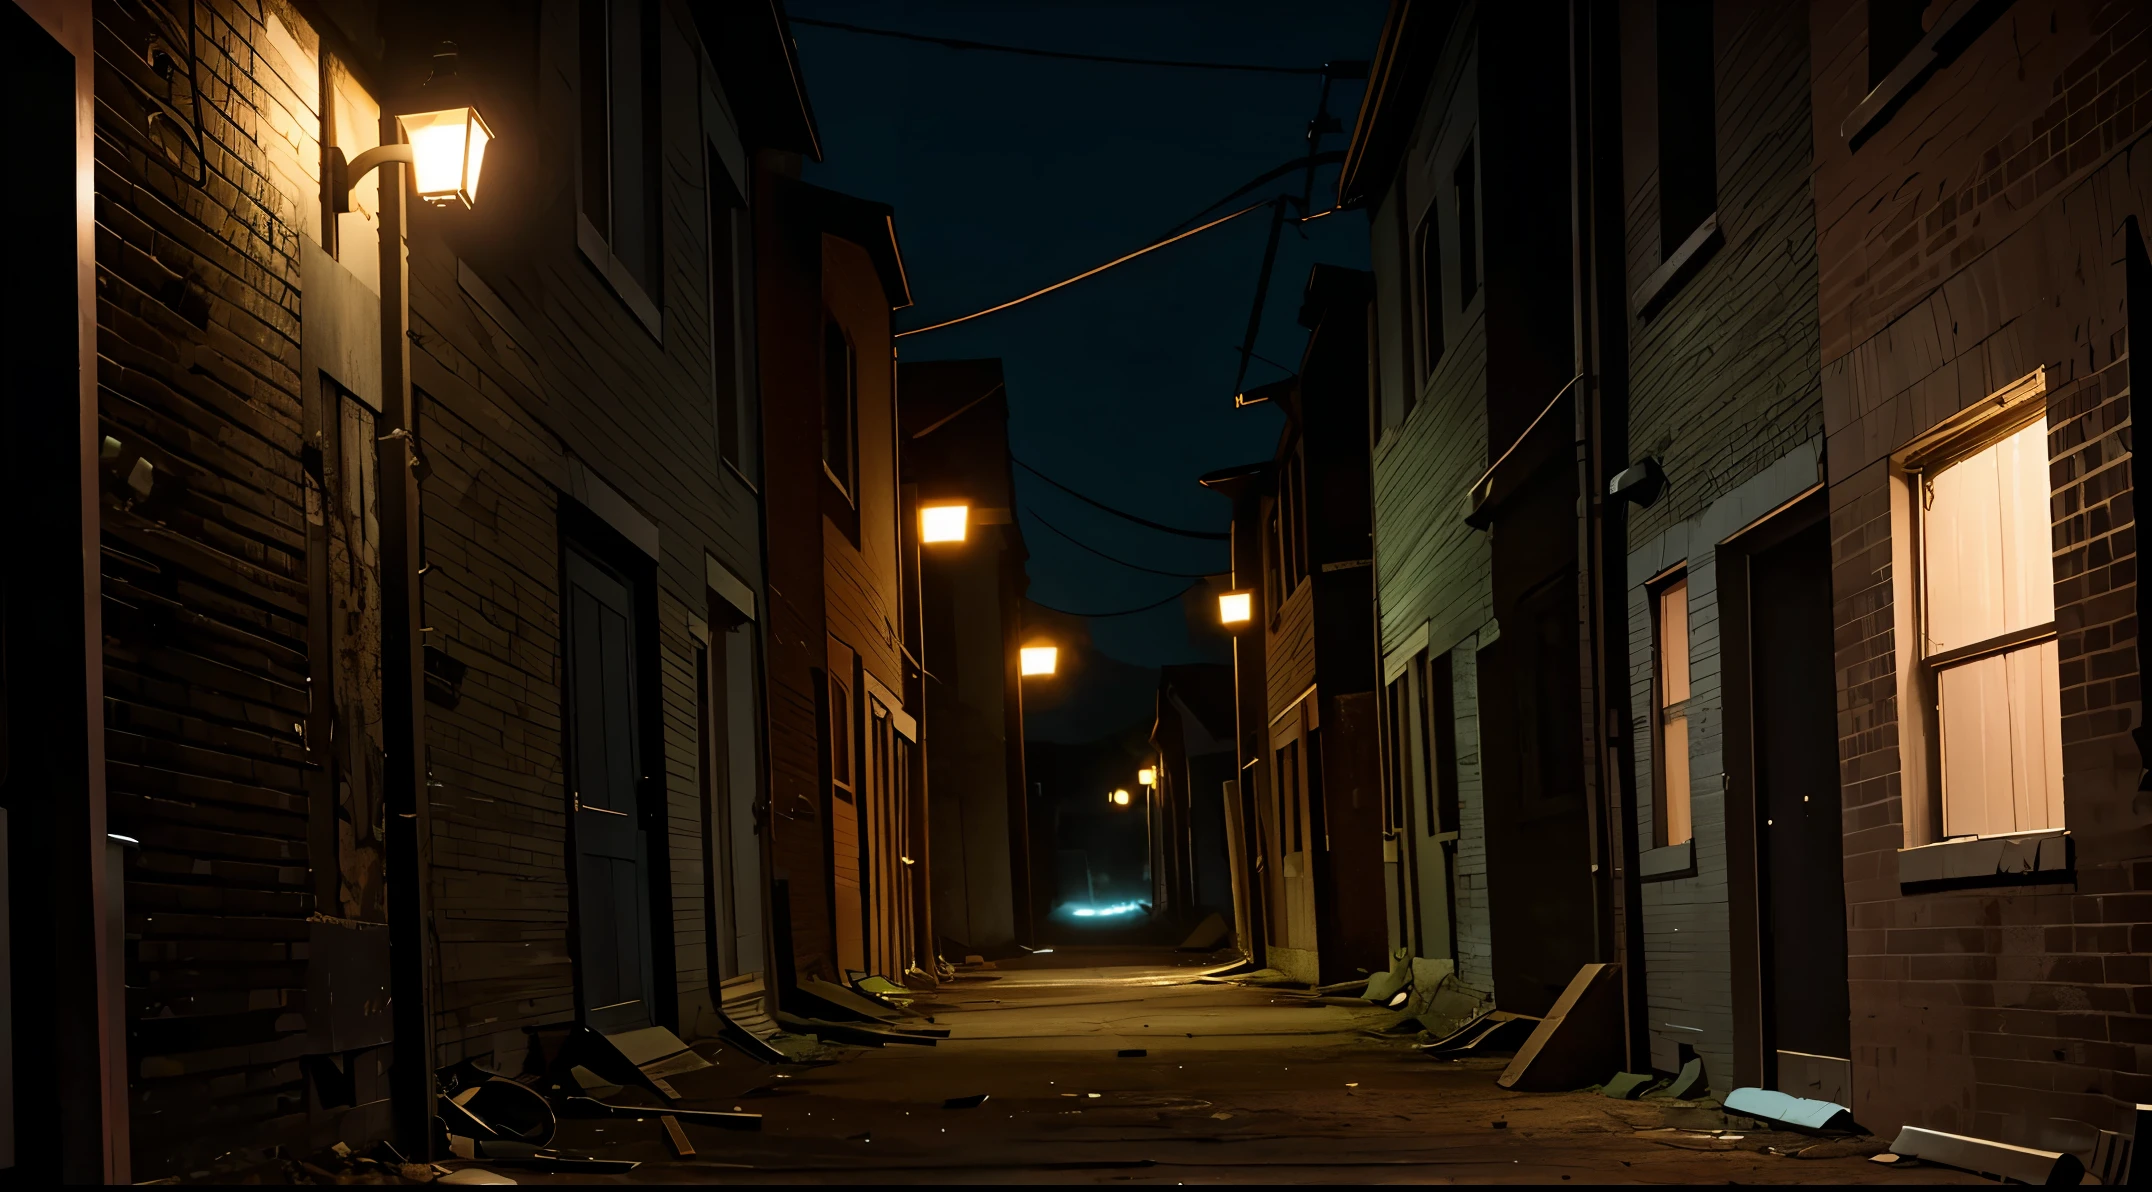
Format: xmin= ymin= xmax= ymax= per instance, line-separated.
xmin=1717 ymin=484 xmax=1829 ymax=1090
xmin=559 ymin=500 xmax=673 ymax=1030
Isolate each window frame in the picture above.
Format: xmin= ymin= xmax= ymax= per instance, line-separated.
xmin=821 ymin=314 xmax=857 ymax=500
xmin=576 ymin=0 xmax=665 ymax=338
xmin=1909 ymin=396 xmax=2063 ymax=841
xmin=1414 ymin=199 xmax=1444 ymax=382
xmin=1650 ymin=568 xmax=1694 ymax=849
xmin=1453 ymin=140 xmax=1479 ymax=309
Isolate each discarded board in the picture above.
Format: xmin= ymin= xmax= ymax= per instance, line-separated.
xmin=1889 ymin=1125 xmax=2084 ymax=1185
xmin=1723 ymin=1087 xmax=1855 ymax=1132
xmin=775 ymin=1012 xmax=939 ymax=1047
xmin=594 ymin=1025 xmax=712 ymax=1101
xmin=800 ymin=977 xmax=907 ymax=1024
xmin=659 ymin=1115 xmax=694 ymax=1158
xmin=559 ymin=1096 xmax=762 ymax=1131
xmin=1178 ymin=912 xmax=1228 ymax=951
xmin=1601 ymin=1072 xmax=1652 ymax=1100
xmin=1496 ymin=963 xmax=1625 ymax=1091
xmin=718 ymin=973 xmax=789 ymax=1062
xmin=1422 ymin=1011 xmax=1539 ymax=1057
xmin=1646 ymin=1056 xmax=1705 ymax=1101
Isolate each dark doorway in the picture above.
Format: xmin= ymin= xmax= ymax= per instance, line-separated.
xmin=1749 ymin=517 xmax=1851 ymax=1067
xmin=566 ymin=548 xmax=655 ymax=1029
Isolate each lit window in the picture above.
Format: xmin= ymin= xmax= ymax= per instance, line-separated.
xmin=1654 ymin=574 xmax=1692 ymax=847
xmin=1922 ymin=416 xmax=2062 ymax=837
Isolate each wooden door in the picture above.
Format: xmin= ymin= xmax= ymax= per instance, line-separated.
xmin=566 ymin=549 xmax=653 ymax=1027
xmin=861 ymin=698 xmax=907 ymax=980
xmin=826 ymin=640 xmax=864 ymax=978
xmin=700 ymin=616 xmax=767 ymax=984
xmin=1750 ymin=519 xmax=1851 ymax=1068
xmin=1270 ymin=702 xmax=1318 ymax=955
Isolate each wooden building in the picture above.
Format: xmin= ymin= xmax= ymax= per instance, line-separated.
xmin=1343 ymin=0 xmax=1604 ymax=1018
xmin=1812 ymin=0 xmax=2151 ymax=1152
xmin=1202 ymin=264 xmax=1385 ymax=985
xmin=753 ymin=171 xmax=923 ymax=988
xmin=899 ymin=358 xmax=1033 ymax=957
xmin=1148 ymin=664 xmax=1239 ymax=934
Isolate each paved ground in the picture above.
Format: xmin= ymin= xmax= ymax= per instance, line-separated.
xmin=477 ymin=950 xmax=1983 ymax=1185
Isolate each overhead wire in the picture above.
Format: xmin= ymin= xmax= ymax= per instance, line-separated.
xmin=1021 ymin=506 xmax=1224 ymax=579
xmin=1010 ymin=455 xmax=1230 ymax=541
xmin=895 ymin=201 xmax=1272 ymax=338
xmin=789 ymin=15 xmax=1328 ymax=76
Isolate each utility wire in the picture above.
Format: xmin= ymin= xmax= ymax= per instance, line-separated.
xmin=1021 ymin=505 xmax=1223 ymax=579
xmin=789 ymin=16 xmax=1327 ymax=76
xmin=896 ymin=201 xmax=1272 ymax=338
xmin=1026 ymin=582 xmax=1203 ymax=620
xmin=1011 ymin=455 xmax=1230 ymax=541
xmin=1165 ymin=151 xmax=1345 ymax=235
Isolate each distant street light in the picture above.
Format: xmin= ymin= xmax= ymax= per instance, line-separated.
xmin=1137 ymin=767 xmax=1156 ymax=786
xmin=1020 ymin=644 xmax=1057 ymax=676
xmin=1218 ymin=590 xmax=1254 ymax=626
xmin=921 ymin=503 xmax=970 ymax=544
xmin=1111 ymin=789 xmax=1131 ymax=807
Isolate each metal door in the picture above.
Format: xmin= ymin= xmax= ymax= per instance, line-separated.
xmin=566 ymin=549 xmax=653 ymax=1028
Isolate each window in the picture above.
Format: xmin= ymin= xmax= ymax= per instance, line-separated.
xmin=580 ymin=0 xmax=661 ymax=295
xmin=1454 ymin=142 xmax=1478 ymax=307
xmin=707 ymin=146 xmax=743 ymax=472
xmin=821 ymin=316 xmax=855 ymax=496
xmin=1653 ymin=573 xmax=1693 ymax=847
xmin=1655 ymin=0 xmax=1716 ymax=255
xmin=1415 ymin=203 xmax=1443 ymax=379
xmin=1429 ymin=651 xmax=1459 ymax=836
xmin=1264 ymin=504 xmax=1284 ymax=620
xmin=828 ymin=674 xmax=854 ymax=802
xmin=1920 ymin=416 xmax=2062 ymax=837
xmin=1868 ymin=0 xmax=1929 ymax=88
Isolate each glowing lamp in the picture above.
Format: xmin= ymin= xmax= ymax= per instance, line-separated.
xmin=1111 ymin=789 xmax=1131 ymax=806
xmin=399 ymin=106 xmax=493 ymax=207
xmin=921 ymin=503 xmax=970 ymax=544
xmin=1020 ymin=645 xmax=1057 ymax=676
xmin=1218 ymin=590 xmax=1254 ymax=625
xmin=1137 ymin=767 xmax=1156 ymax=786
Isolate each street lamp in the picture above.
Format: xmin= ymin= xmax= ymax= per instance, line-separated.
xmin=1019 ymin=644 xmax=1057 ymax=676
xmin=1110 ymin=789 xmax=1131 ymax=807
xmin=921 ymin=503 xmax=970 ymax=544
xmin=1218 ymin=590 xmax=1254 ymax=626
xmin=1136 ymin=766 xmax=1155 ymax=787
xmin=330 ymin=46 xmax=494 ymax=211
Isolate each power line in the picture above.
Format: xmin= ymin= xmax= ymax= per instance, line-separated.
xmin=1021 ymin=505 xmax=1223 ymax=579
xmin=789 ymin=15 xmax=1328 ymax=76
xmin=1011 ymin=455 xmax=1230 ymax=541
xmin=1026 ymin=582 xmax=1203 ymax=620
xmin=896 ymin=201 xmax=1273 ymax=338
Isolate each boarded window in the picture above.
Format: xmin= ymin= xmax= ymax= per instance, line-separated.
xmin=1921 ymin=416 xmax=2062 ymax=837
xmin=1653 ymin=573 xmax=1693 ymax=847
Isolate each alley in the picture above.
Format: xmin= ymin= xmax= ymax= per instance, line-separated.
xmin=459 ymin=952 xmax=1980 ymax=1185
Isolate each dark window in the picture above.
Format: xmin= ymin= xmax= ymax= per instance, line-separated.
xmin=1415 ymin=204 xmax=1443 ymax=380
xmin=1655 ymin=0 xmax=1716 ymax=256
xmin=1454 ymin=142 xmax=1479 ymax=307
xmin=580 ymin=0 xmax=661 ymax=293
xmin=821 ymin=316 xmax=855 ymax=495
xmin=708 ymin=149 xmax=741 ymax=469
xmin=1265 ymin=504 xmax=1284 ymax=620
xmin=1288 ymin=450 xmax=1309 ymax=587
xmin=1869 ymin=0 xmax=1929 ymax=88
xmin=1429 ymin=651 xmax=1459 ymax=835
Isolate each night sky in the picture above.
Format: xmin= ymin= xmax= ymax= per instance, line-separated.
xmin=793 ymin=1 xmax=1388 ymax=666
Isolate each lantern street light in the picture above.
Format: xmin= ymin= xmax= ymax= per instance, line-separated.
xmin=1019 ymin=644 xmax=1057 ymax=676
xmin=1218 ymin=590 xmax=1254 ymax=626
xmin=1110 ymin=789 xmax=1131 ymax=807
xmin=920 ymin=502 xmax=970 ymax=544
xmin=1136 ymin=766 xmax=1156 ymax=787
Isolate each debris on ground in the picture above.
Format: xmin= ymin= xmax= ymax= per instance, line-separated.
xmin=1887 ymin=1123 xmax=2085 ymax=1184
xmin=944 ymin=1093 xmax=990 ymax=1108
xmin=1497 ymin=963 xmax=1624 ymax=1091
xmin=1643 ymin=1056 xmax=1705 ymax=1100
xmin=1720 ymin=1086 xmax=1856 ymax=1132
xmin=1599 ymin=1072 xmax=1653 ymax=1100
xmin=1178 ymin=911 xmax=1229 ymax=950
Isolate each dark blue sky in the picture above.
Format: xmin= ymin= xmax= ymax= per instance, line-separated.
xmin=792 ymin=1 xmax=1387 ymax=666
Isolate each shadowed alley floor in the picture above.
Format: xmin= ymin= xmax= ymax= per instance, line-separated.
xmin=491 ymin=951 xmax=1982 ymax=1185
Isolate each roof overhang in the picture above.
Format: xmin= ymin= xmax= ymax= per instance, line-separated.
xmin=1338 ymin=0 xmax=1458 ymax=209
xmin=786 ymin=179 xmax=913 ymax=309
xmin=691 ymin=0 xmax=822 ymax=160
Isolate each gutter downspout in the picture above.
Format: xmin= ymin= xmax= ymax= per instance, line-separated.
xmin=1567 ymin=0 xmax=1647 ymax=1073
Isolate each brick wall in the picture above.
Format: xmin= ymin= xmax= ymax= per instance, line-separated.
xmin=1818 ymin=0 xmax=2152 ymax=1150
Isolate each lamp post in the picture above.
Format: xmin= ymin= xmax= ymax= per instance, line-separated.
xmin=327 ymin=47 xmax=495 ymax=1158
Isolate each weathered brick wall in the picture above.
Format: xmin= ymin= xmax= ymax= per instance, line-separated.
xmin=1817 ymin=0 xmax=2152 ymax=1149
xmin=92 ymin=0 xmax=324 ymax=1172
xmin=1613 ymin=0 xmax=1823 ymax=1085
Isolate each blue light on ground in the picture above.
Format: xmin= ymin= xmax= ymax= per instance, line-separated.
xmin=1063 ymin=901 xmax=1149 ymax=919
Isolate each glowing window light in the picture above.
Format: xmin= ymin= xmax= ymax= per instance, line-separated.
xmin=1137 ymin=767 xmax=1156 ymax=786
xmin=1218 ymin=590 xmax=1253 ymax=625
xmin=398 ymin=106 xmax=493 ymax=208
xmin=1020 ymin=645 xmax=1057 ymax=676
xmin=920 ymin=503 xmax=969 ymax=544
